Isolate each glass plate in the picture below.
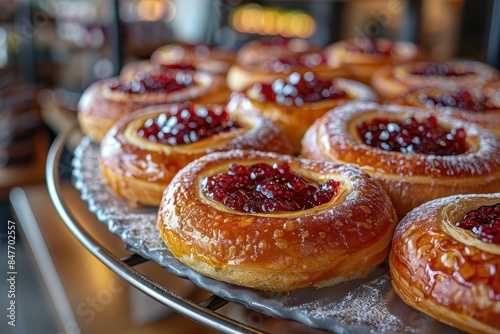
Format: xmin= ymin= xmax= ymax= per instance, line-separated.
xmin=72 ymin=136 xmax=462 ymax=334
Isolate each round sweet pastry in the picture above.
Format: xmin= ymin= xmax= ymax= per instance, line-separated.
xmin=301 ymin=102 xmax=500 ymax=219
xmin=232 ymin=71 xmax=377 ymax=153
xmin=151 ymin=43 xmax=236 ymax=76
xmin=119 ymin=60 xmax=196 ymax=82
xmin=390 ymin=193 xmax=500 ymax=334
xmin=99 ymin=103 xmax=292 ymax=206
xmin=226 ymin=38 xmax=349 ymax=92
xmin=157 ymin=149 xmax=398 ymax=292
xmin=372 ymin=61 xmax=499 ymax=100
xmin=77 ymin=68 xmax=231 ymax=142
xmin=390 ymin=86 xmax=500 ymax=137
xmin=324 ymin=38 xmax=421 ymax=84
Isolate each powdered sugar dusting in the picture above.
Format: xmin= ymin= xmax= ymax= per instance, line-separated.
xmin=301 ymin=275 xmax=417 ymax=333
xmin=73 ymin=136 xmax=165 ymax=251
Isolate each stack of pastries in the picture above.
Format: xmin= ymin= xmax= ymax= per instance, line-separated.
xmin=77 ymin=37 xmax=500 ymax=332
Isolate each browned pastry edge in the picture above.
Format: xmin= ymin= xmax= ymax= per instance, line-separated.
xmin=371 ymin=61 xmax=499 ymax=100
xmin=158 ymin=149 xmax=398 ymax=291
xmin=300 ymin=101 xmax=500 ymax=219
xmin=389 ymin=193 xmax=500 ymax=334
xmin=99 ymin=104 xmax=293 ymax=206
xmin=77 ymin=73 xmax=231 ymax=143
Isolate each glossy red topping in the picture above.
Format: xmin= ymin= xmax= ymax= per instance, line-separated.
xmin=253 ymin=72 xmax=347 ymax=106
xmin=417 ymin=89 xmax=494 ymax=113
xmin=203 ymin=162 xmax=340 ymax=213
xmin=410 ymin=64 xmax=474 ymax=77
xmin=456 ymin=203 xmax=500 ymax=244
xmin=357 ymin=115 xmax=468 ymax=155
xmin=345 ymin=39 xmax=394 ymax=56
xmin=137 ymin=104 xmax=238 ymax=145
xmin=109 ymin=70 xmax=194 ymax=94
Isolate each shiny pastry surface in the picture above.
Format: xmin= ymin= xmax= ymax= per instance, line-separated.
xmin=390 ymin=86 xmax=500 ymax=136
xmin=77 ymin=69 xmax=231 ymax=142
xmin=158 ymin=150 xmax=398 ymax=292
xmin=390 ymin=193 xmax=500 ymax=334
xmin=372 ymin=61 xmax=499 ymax=100
xmin=324 ymin=38 xmax=421 ymax=84
xmin=301 ymin=102 xmax=500 ymax=218
xmin=234 ymin=71 xmax=377 ymax=153
xmin=99 ymin=103 xmax=292 ymax=206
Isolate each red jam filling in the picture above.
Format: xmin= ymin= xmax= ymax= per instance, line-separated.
xmin=345 ymin=39 xmax=394 ymax=56
xmin=410 ymin=64 xmax=474 ymax=77
xmin=137 ymin=104 xmax=238 ymax=145
xmin=357 ymin=115 xmax=468 ymax=155
xmin=109 ymin=70 xmax=194 ymax=94
xmin=203 ymin=163 xmax=340 ymax=213
xmin=417 ymin=89 xmax=494 ymax=113
xmin=456 ymin=203 xmax=500 ymax=244
xmin=252 ymin=72 xmax=347 ymax=106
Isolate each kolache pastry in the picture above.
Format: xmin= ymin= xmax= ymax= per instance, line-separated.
xmin=372 ymin=60 xmax=499 ymax=100
xmin=390 ymin=86 xmax=500 ymax=137
xmin=324 ymin=38 xmax=422 ymax=85
xmin=157 ymin=150 xmax=398 ymax=292
xmin=231 ymin=71 xmax=377 ymax=154
xmin=78 ymin=67 xmax=231 ymax=142
xmin=99 ymin=103 xmax=293 ymax=206
xmin=226 ymin=37 xmax=349 ymax=92
xmin=301 ymin=102 xmax=500 ymax=219
xmin=390 ymin=193 xmax=500 ymax=334
xmin=151 ymin=43 xmax=236 ymax=76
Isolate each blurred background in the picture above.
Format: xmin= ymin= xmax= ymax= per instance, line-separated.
xmin=0 ymin=0 xmax=498 ymax=333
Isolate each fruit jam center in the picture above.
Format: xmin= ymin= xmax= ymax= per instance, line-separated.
xmin=137 ymin=105 xmax=238 ymax=145
xmin=410 ymin=64 xmax=474 ymax=77
xmin=253 ymin=72 xmax=347 ymax=106
xmin=357 ymin=115 xmax=468 ymax=155
xmin=417 ymin=90 xmax=494 ymax=113
xmin=345 ymin=39 xmax=393 ymax=56
xmin=456 ymin=203 xmax=500 ymax=244
xmin=110 ymin=70 xmax=194 ymax=94
xmin=203 ymin=163 xmax=340 ymax=213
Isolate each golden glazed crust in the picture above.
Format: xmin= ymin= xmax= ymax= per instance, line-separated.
xmin=389 ymin=193 xmax=500 ymax=334
xmin=77 ymin=72 xmax=231 ymax=142
xmin=235 ymin=78 xmax=377 ymax=154
xmin=324 ymin=38 xmax=422 ymax=84
xmin=99 ymin=104 xmax=293 ymax=206
xmin=301 ymin=102 xmax=500 ymax=219
xmin=157 ymin=149 xmax=398 ymax=292
xmin=372 ymin=61 xmax=499 ymax=100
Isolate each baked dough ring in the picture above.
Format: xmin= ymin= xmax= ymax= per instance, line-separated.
xmin=226 ymin=38 xmax=349 ymax=92
xmin=233 ymin=77 xmax=377 ymax=154
xmin=324 ymin=38 xmax=422 ymax=84
xmin=78 ymin=71 xmax=231 ymax=143
xmin=372 ymin=61 xmax=499 ymax=100
xmin=390 ymin=86 xmax=500 ymax=137
xmin=390 ymin=193 xmax=500 ymax=334
xmin=99 ymin=103 xmax=292 ymax=206
xmin=301 ymin=102 xmax=500 ymax=219
xmin=151 ymin=43 xmax=236 ymax=76
xmin=158 ymin=149 xmax=398 ymax=292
